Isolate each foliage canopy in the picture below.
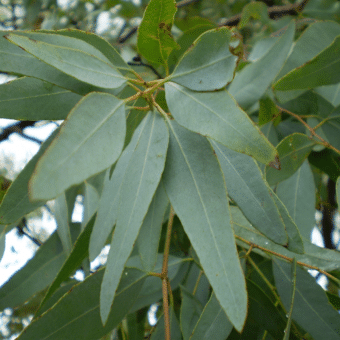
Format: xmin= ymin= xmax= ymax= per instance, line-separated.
xmin=1 ymin=0 xmax=340 ymax=339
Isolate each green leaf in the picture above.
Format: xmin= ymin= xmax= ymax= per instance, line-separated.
xmin=238 ymin=2 xmax=269 ymax=29
xmin=275 ymin=35 xmax=340 ymax=91
xmin=54 ymin=192 xmax=72 ymax=255
xmin=0 ymin=77 xmax=82 ymax=120
xmin=162 ymin=120 xmax=247 ymax=331
xmin=265 ymin=133 xmax=315 ymax=186
xmin=88 ymin=114 xmax=150 ymax=262
xmin=210 ymin=140 xmax=288 ymax=245
xmin=230 ymin=206 xmax=340 ymax=272
xmin=276 ymin=21 xmax=340 ymax=81
xmin=189 ymin=293 xmax=233 ymax=340
xmin=137 ymin=182 xmax=169 ymax=272
xmin=5 ymin=33 xmax=126 ymax=89
xmin=0 ymin=227 xmax=79 ymax=310
xmin=0 ymin=228 xmax=5 ymax=262
xmin=273 ymin=258 xmax=340 ymax=340
xmin=169 ymin=28 xmax=238 ymax=91
xmin=259 ymin=97 xmax=281 ymax=126
xmin=17 ymin=267 xmax=146 ymax=340
xmin=137 ymin=0 xmax=178 ymax=66
xmin=39 ymin=29 xmax=131 ymax=73
xmin=0 ymin=128 xmax=60 ymax=225
xmin=165 ymin=82 xmax=277 ymax=165
xmin=29 ymin=92 xmax=126 ymax=201
xmin=276 ymin=160 xmax=316 ymax=240
xmin=180 ymin=286 xmax=204 ymax=340
xmin=100 ymin=112 xmax=169 ymax=324
xmin=150 ymin=306 xmax=182 ymax=340
xmin=337 ymin=176 xmax=340 ymax=207
xmin=39 ymin=215 xmax=96 ymax=309
xmin=315 ymin=83 xmax=340 ymax=107
xmin=228 ymin=21 xmax=295 ymax=109
xmin=81 ymin=182 xmax=100 ymax=230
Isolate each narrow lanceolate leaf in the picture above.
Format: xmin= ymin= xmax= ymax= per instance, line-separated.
xmin=54 ymin=192 xmax=72 ymax=255
xmin=89 ymin=116 xmax=149 ymax=262
xmin=273 ymin=258 xmax=340 ymax=340
xmin=337 ymin=176 xmax=340 ymax=207
xmin=0 ymin=228 xmax=79 ymax=310
xmin=5 ymin=34 xmax=126 ymax=89
xmin=100 ymin=112 xmax=169 ymax=325
xmin=29 ymin=92 xmax=126 ymax=201
xmin=211 ymin=140 xmax=288 ymax=245
xmin=137 ymin=182 xmax=169 ymax=272
xmin=17 ymin=267 xmax=147 ymax=340
xmin=276 ymin=161 xmax=316 ymax=240
xmin=274 ymin=36 xmax=340 ymax=91
xmin=0 ymin=129 xmax=59 ymax=225
xmin=231 ymin=206 xmax=340 ymax=272
xmin=228 ymin=20 xmax=295 ymax=109
xmin=190 ymin=293 xmax=233 ymax=340
xmin=137 ymin=0 xmax=179 ymax=65
xmin=81 ymin=182 xmax=100 ymax=230
xmin=169 ymin=28 xmax=238 ymax=91
xmin=265 ymin=133 xmax=315 ymax=186
xmin=0 ymin=77 xmax=82 ymax=120
xmin=165 ymin=82 xmax=277 ymax=165
xmin=162 ymin=120 xmax=247 ymax=331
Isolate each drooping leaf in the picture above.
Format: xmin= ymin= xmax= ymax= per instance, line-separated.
xmin=0 ymin=128 xmax=60 ymax=225
xmin=315 ymin=83 xmax=340 ymax=107
xmin=210 ymin=140 xmax=287 ymax=245
xmin=228 ymin=20 xmax=295 ymax=109
xmin=54 ymin=192 xmax=72 ymax=255
xmin=81 ymin=182 xmax=100 ymax=230
xmin=265 ymin=133 xmax=315 ymax=186
xmin=39 ymin=215 xmax=96 ymax=309
xmin=165 ymin=82 xmax=277 ymax=165
xmin=273 ymin=258 xmax=340 ymax=340
xmin=0 ymin=227 xmax=79 ymax=310
xmin=29 ymin=92 xmax=126 ymax=201
xmin=17 ymin=267 xmax=146 ymax=340
xmin=88 ymin=114 xmax=149 ymax=262
xmin=337 ymin=176 xmax=340 ymax=207
xmin=169 ymin=28 xmax=238 ymax=91
xmin=180 ymin=286 xmax=204 ymax=340
xmin=162 ymin=120 xmax=247 ymax=331
xmin=5 ymin=33 xmax=126 ymax=89
xmin=276 ymin=160 xmax=316 ymax=240
xmin=137 ymin=182 xmax=169 ymax=272
xmin=238 ymin=2 xmax=269 ymax=28
xmin=189 ymin=293 xmax=233 ymax=340
xmin=100 ymin=112 xmax=169 ymax=324
xmin=274 ymin=36 xmax=340 ymax=91
xmin=0 ymin=77 xmax=82 ymax=120
xmin=230 ymin=206 xmax=340 ymax=272
xmin=137 ymin=0 xmax=179 ymax=66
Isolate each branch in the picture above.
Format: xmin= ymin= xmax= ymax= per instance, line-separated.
xmin=0 ymin=121 xmax=37 ymax=143
xmin=219 ymin=0 xmax=310 ymax=27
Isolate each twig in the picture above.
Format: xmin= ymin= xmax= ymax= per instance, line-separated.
xmin=162 ymin=206 xmax=175 ymax=340
xmin=277 ymin=105 xmax=340 ymax=155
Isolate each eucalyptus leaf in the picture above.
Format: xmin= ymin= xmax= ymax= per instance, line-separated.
xmin=169 ymin=27 xmax=238 ymax=91
xmin=100 ymin=112 xmax=169 ymax=324
xmin=162 ymin=120 xmax=247 ymax=331
xmin=165 ymin=82 xmax=277 ymax=165
xmin=29 ymin=92 xmax=126 ymax=201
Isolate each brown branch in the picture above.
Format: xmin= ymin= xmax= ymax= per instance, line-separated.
xmin=219 ymin=0 xmax=310 ymax=27
xmin=0 ymin=121 xmax=37 ymax=143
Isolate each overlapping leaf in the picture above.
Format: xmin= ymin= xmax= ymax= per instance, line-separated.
xmin=265 ymin=133 xmax=315 ymax=186
xmin=274 ymin=36 xmax=340 ymax=91
xmin=162 ymin=120 xmax=247 ymax=331
xmin=276 ymin=160 xmax=316 ymax=240
xmin=210 ymin=140 xmax=287 ymax=245
xmin=169 ymin=28 xmax=238 ymax=91
xmin=165 ymin=82 xmax=277 ymax=165
xmin=88 ymin=115 xmax=149 ymax=262
xmin=100 ymin=112 xmax=169 ymax=324
xmin=273 ymin=258 xmax=340 ymax=340
xmin=228 ymin=21 xmax=295 ymax=108
xmin=0 ymin=77 xmax=82 ymax=120
xmin=137 ymin=0 xmax=178 ymax=66
xmin=29 ymin=92 xmax=126 ymax=201
xmin=5 ymin=33 xmax=126 ymax=89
